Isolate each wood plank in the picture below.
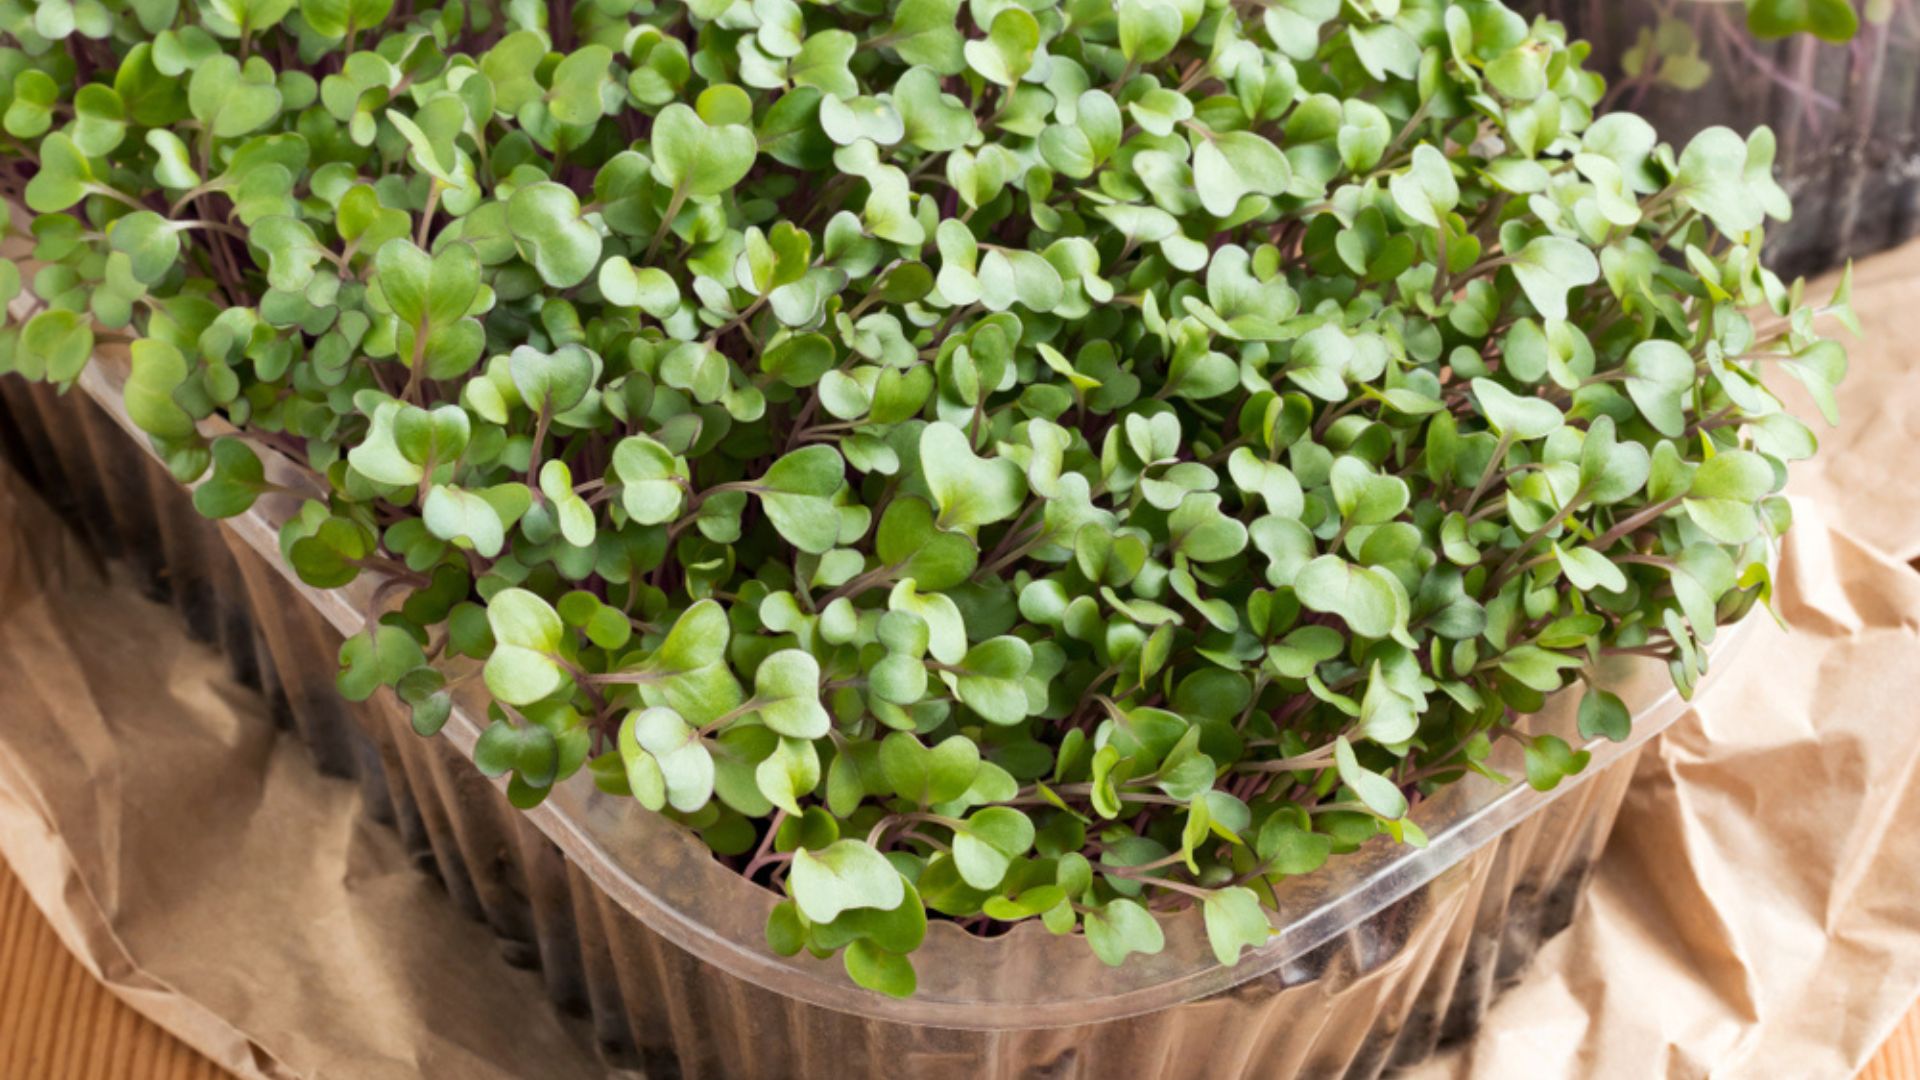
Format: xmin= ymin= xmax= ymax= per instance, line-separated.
xmin=1864 ymin=1003 xmax=1920 ymax=1080
xmin=0 ymin=863 xmax=227 ymax=1080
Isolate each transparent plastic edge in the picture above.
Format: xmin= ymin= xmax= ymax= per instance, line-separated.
xmin=67 ymin=354 xmax=1752 ymax=1031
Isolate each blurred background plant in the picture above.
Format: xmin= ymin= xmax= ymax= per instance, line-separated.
xmin=1542 ymin=0 xmax=1919 ymax=275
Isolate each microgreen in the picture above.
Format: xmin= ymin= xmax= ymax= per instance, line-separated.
xmin=0 ymin=0 xmax=1852 ymax=999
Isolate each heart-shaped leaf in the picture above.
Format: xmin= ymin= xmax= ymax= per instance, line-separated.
xmin=1193 ymin=131 xmax=1291 ymax=217
xmin=620 ymin=706 xmax=715 ymax=813
xmin=964 ymin=6 xmax=1040 ymax=87
xmin=790 ymin=839 xmax=904 ymax=923
xmin=919 ymin=421 xmax=1027 ymax=533
xmin=951 ymin=806 xmax=1035 ymax=889
xmin=1471 ymin=378 xmax=1564 ymax=440
xmin=650 ymin=103 xmax=758 ymax=198
xmin=753 ymin=649 xmax=830 ymax=739
xmin=192 ymin=437 xmax=268 ymax=518
xmin=613 ymin=434 xmax=688 ymax=525
xmin=507 ymin=182 xmax=603 ymax=288
xmin=1508 ymin=236 xmax=1599 ymax=321
xmin=483 ymin=589 xmax=571 ymax=706
xmin=874 ymin=496 xmax=976 ymax=590
xmin=1294 ymin=557 xmax=1402 ymax=640
xmin=753 ymin=445 xmax=845 ymax=554
xmin=1201 ymin=886 xmax=1272 ymax=965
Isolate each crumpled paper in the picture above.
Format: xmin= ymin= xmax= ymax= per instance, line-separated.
xmin=1412 ymin=502 xmax=1920 ymax=1079
xmin=1762 ymin=246 xmax=1920 ymax=565
xmin=0 ymin=241 xmax=1916 ymax=1077
xmin=0 ymin=470 xmax=608 ymax=1079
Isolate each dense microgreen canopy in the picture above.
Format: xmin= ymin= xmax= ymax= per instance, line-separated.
xmin=0 ymin=0 xmax=1853 ymax=997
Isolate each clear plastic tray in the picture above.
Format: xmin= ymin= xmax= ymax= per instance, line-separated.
xmin=0 ymin=354 xmax=1756 ymax=1077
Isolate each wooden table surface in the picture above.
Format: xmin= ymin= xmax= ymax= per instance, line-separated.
xmin=1872 ymin=1010 xmax=1920 ymax=1080
xmin=0 ymin=858 xmax=1913 ymax=1077
xmin=0 ymin=866 xmax=223 ymax=1080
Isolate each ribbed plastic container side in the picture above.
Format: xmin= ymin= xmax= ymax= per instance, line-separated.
xmin=0 ymin=376 xmax=1648 ymax=1079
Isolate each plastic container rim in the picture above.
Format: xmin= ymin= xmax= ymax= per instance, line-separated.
xmin=52 ymin=346 xmax=1755 ymax=1032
